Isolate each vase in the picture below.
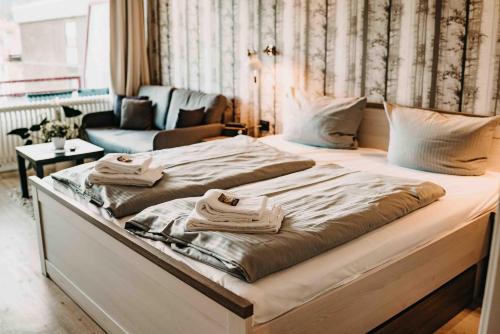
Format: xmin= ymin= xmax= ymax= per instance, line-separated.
xmin=52 ymin=137 xmax=66 ymax=150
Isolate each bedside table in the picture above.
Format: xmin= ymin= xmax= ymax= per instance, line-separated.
xmin=202 ymin=123 xmax=249 ymax=142
xmin=201 ymin=136 xmax=232 ymax=142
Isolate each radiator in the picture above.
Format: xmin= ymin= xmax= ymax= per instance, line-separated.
xmin=0 ymin=95 xmax=112 ymax=172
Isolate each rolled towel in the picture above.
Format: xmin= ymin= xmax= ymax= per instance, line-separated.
xmin=87 ymin=164 xmax=164 ymax=187
xmin=185 ymin=205 xmax=284 ymax=234
xmin=95 ymin=153 xmax=152 ymax=174
xmin=195 ymin=189 xmax=268 ymax=223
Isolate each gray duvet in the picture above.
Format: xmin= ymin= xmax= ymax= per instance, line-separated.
xmin=125 ymin=165 xmax=445 ymax=282
xmin=51 ymin=136 xmax=314 ymax=218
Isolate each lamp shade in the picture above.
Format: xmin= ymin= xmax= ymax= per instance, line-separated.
xmin=248 ymin=54 xmax=262 ymax=71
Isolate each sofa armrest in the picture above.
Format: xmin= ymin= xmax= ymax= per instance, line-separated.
xmin=153 ymin=123 xmax=224 ymax=150
xmin=81 ymin=110 xmax=115 ymax=129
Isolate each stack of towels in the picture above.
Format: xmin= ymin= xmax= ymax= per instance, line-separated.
xmin=88 ymin=153 xmax=164 ymax=187
xmin=186 ymin=189 xmax=284 ymax=234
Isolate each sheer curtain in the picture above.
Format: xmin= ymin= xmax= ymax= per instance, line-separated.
xmin=109 ymin=0 xmax=150 ymax=96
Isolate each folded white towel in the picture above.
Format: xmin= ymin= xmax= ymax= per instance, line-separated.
xmin=195 ymin=189 xmax=268 ymax=223
xmin=185 ymin=205 xmax=284 ymax=234
xmin=95 ymin=153 xmax=152 ymax=174
xmin=87 ymin=164 xmax=164 ymax=187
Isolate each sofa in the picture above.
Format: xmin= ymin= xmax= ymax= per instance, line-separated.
xmin=81 ymin=85 xmax=227 ymax=153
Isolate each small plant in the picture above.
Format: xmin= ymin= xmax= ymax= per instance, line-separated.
xmin=7 ymin=105 xmax=82 ymax=145
xmin=41 ymin=121 xmax=72 ymax=140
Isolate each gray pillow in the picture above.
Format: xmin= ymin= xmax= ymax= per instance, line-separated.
xmin=165 ymin=89 xmax=227 ymax=130
xmin=120 ymin=98 xmax=154 ymax=130
xmin=137 ymin=85 xmax=175 ymax=130
xmin=114 ymin=95 xmax=148 ymax=126
xmin=176 ymin=107 xmax=205 ymax=128
xmin=384 ymin=102 xmax=499 ymax=176
xmin=282 ymin=90 xmax=367 ymax=149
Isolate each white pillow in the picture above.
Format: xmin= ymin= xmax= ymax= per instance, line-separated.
xmin=282 ymin=89 xmax=367 ymax=149
xmin=384 ymin=102 xmax=499 ymax=176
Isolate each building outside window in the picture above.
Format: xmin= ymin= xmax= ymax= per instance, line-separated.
xmin=0 ymin=0 xmax=110 ymax=105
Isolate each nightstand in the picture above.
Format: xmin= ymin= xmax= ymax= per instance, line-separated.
xmin=201 ymin=135 xmax=232 ymax=142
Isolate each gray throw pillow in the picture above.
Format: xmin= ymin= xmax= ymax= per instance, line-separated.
xmin=282 ymin=89 xmax=367 ymax=149
xmin=384 ymin=102 xmax=499 ymax=176
xmin=176 ymin=107 xmax=205 ymax=128
xmin=120 ymin=98 xmax=154 ymax=130
xmin=114 ymin=95 xmax=148 ymax=126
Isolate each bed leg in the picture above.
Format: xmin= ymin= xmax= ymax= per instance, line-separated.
xmin=226 ymin=312 xmax=251 ymax=334
xmin=473 ymin=259 xmax=488 ymax=304
xmin=31 ymin=185 xmax=47 ymax=277
xmin=474 ymin=213 xmax=496 ymax=303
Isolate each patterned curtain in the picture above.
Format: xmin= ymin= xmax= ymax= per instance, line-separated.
xmin=462 ymin=0 xmax=500 ymax=115
xmin=146 ymin=0 xmax=163 ymax=85
xmin=281 ymin=0 xmax=389 ymax=99
xmin=386 ymin=0 xmax=500 ymax=115
xmin=155 ymin=0 xmax=273 ymax=133
xmin=156 ymin=0 xmax=238 ymax=125
xmin=109 ymin=0 xmax=150 ymax=96
xmin=386 ymin=0 xmax=436 ymax=107
xmin=152 ymin=0 xmax=500 ymax=131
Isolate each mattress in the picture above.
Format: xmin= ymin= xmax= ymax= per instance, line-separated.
xmin=125 ymin=135 xmax=499 ymax=325
xmin=49 ymin=135 xmax=499 ymax=325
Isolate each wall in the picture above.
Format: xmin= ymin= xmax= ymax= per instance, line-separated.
xmin=156 ymin=0 xmax=500 ymax=134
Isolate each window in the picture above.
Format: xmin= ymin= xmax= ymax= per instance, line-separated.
xmin=65 ymin=21 xmax=78 ymax=65
xmin=0 ymin=0 xmax=110 ymax=105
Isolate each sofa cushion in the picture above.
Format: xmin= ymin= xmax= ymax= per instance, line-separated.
xmin=114 ymin=95 xmax=148 ymax=126
xmin=85 ymin=128 xmax=159 ymax=154
xmin=165 ymin=89 xmax=228 ymax=130
xmin=120 ymin=99 xmax=154 ymax=130
xmin=176 ymin=107 xmax=206 ymax=128
xmin=138 ymin=85 xmax=175 ymax=130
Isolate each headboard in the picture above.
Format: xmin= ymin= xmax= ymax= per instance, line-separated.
xmin=357 ymin=104 xmax=500 ymax=173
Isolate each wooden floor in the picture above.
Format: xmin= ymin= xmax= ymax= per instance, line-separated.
xmin=0 ymin=170 xmax=482 ymax=334
xmin=0 ymin=171 xmax=104 ymax=334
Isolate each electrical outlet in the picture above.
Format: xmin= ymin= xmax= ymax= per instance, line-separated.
xmin=259 ymin=120 xmax=270 ymax=132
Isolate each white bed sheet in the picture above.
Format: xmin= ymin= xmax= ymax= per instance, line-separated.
xmin=123 ymin=135 xmax=500 ymax=325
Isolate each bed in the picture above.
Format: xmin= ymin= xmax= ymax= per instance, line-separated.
xmin=30 ymin=106 xmax=500 ymax=333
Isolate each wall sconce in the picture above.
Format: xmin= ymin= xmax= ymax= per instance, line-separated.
xmin=263 ymin=44 xmax=277 ymax=56
xmin=247 ymin=49 xmax=261 ymax=70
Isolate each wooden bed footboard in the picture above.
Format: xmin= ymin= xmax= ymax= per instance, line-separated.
xmin=30 ymin=177 xmax=252 ymax=334
xmin=30 ymin=176 xmax=494 ymax=334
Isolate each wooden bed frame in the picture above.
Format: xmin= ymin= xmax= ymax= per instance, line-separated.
xmin=30 ymin=106 xmax=500 ymax=333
